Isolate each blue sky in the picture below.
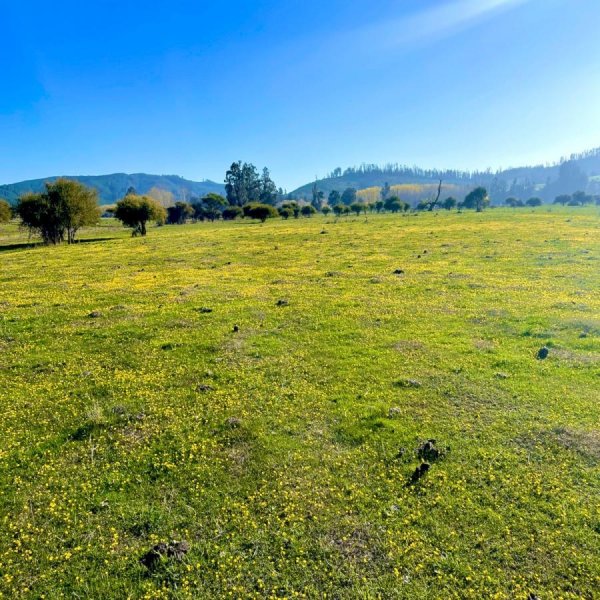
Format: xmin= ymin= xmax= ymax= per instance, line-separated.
xmin=2 ymin=0 xmax=600 ymax=190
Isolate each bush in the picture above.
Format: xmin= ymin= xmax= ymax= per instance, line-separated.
xmin=321 ymin=206 xmax=331 ymax=216
xmin=526 ymin=197 xmax=543 ymax=207
xmin=243 ymin=203 xmax=278 ymax=222
xmin=114 ymin=195 xmax=166 ymax=236
xmin=222 ymin=206 xmax=243 ymax=220
xmin=301 ymin=205 xmax=317 ymax=217
xmin=166 ymin=202 xmax=193 ymax=225
xmin=349 ymin=202 xmax=367 ymax=216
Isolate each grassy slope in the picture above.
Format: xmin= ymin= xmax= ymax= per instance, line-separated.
xmin=0 ymin=210 xmax=598 ymax=599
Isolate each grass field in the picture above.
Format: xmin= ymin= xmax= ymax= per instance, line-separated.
xmin=0 ymin=209 xmax=599 ymax=599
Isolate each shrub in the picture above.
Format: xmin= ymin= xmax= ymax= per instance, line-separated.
xmin=244 ymin=203 xmax=278 ymax=222
xmin=321 ymin=206 xmax=331 ymax=216
xmin=222 ymin=206 xmax=243 ymax=220
xmin=114 ymin=195 xmax=166 ymax=236
xmin=526 ymin=197 xmax=543 ymax=207
xmin=301 ymin=205 xmax=317 ymax=217
xmin=166 ymin=202 xmax=193 ymax=224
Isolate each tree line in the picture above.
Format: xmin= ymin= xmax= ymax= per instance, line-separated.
xmin=2 ymin=163 xmax=598 ymax=245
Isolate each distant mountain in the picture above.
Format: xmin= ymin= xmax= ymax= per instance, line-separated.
xmin=291 ymin=147 xmax=600 ymax=203
xmin=0 ymin=173 xmax=224 ymax=205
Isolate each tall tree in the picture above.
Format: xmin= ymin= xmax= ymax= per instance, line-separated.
xmin=311 ymin=182 xmax=324 ymax=210
xmin=380 ymin=182 xmax=391 ymax=201
xmin=341 ymin=187 xmax=357 ymax=206
xmin=225 ymin=161 xmax=263 ymax=206
xmin=259 ymin=168 xmax=278 ymax=205
xmin=328 ymin=190 xmax=341 ymax=206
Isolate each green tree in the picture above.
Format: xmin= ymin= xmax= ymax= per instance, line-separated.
xmin=341 ymin=188 xmax=357 ymax=206
xmin=244 ymin=203 xmax=278 ymax=222
xmin=114 ymin=195 xmax=166 ymax=236
xmin=442 ymin=197 xmax=457 ymax=210
xmin=202 ymin=193 xmax=228 ymax=221
xmin=328 ymin=190 xmax=341 ymax=206
xmin=526 ymin=197 xmax=543 ymax=207
xmin=374 ymin=200 xmax=384 ymax=213
xmin=554 ymin=194 xmax=571 ymax=205
xmin=259 ymin=168 xmax=278 ymax=205
xmin=463 ymin=187 xmax=490 ymax=212
xmin=0 ymin=199 xmax=11 ymax=223
xmin=280 ymin=201 xmax=300 ymax=218
xmin=166 ymin=201 xmax=193 ymax=224
xmin=225 ymin=162 xmax=271 ymax=206
xmin=350 ymin=202 xmax=366 ymax=216
xmin=278 ymin=207 xmax=293 ymax=219
xmin=311 ymin=183 xmax=325 ymax=210
xmin=222 ymin=206 xmax=243 ymax=220
xmin=384 ymin=196 xmax=404 ymax=213
xmin=16 ymin=179 xmax=99 ymax=244
xmin=301 ymin=204 xmax=317 ymax=217
xmin=321 ymin=205 xmax=331 ymax=216
xmin=332 ymin=204 xmax=345 ymax=217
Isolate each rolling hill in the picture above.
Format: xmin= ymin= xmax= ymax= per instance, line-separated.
xmin=0 ymin=173 xmax=225 ymax=205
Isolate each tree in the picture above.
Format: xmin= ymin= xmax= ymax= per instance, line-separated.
xmin=225 ymin=162 xmax=262 ymax=206
xmin=350 ymin=202 xmax=366 ymax=216
xmin=526 ymin=197 xmax=543 ymax=207
xmin=0 ymin=199 xmax=11 ymax=223
xmin=244 ymin=203 xmax=278 ymax=222
xmin=554 ymin=194 xmax=571 ymax=205
xmin=384 ymin=196 xmax=404 ymax=213
xmin=278 ymin=207 xmax=293 ymax=219
xmin=301 ymin=204 xmax=317 ymax=217
xmin=147 ymin=187 xmax=175 ymax=208
xmin=328 ymin=190 xmax=341 ymax=206
xmin=166 ymin=201 xmax=193 ymax=224
xmin=380 ymin=182 xmax=391 ymax=201
xmin=463 ymin=187 xmax=489 ymax=212
xmin=332 ymin=204 xmax=345 ymax=217
xmin=442 ymin=197 xmax=457 ymax=210
xmin=222 ymin=206 xmax=243 ymax=220
xmin=280 ymin=201 xmax=300 ymax=218
xmin=341 ymin=188 xmax=357 ymax=206
xmin=572 ymin=190 xmax=594 ymax=205
xmin=428 ymin=179 xmax=443 ymax=211
xmin=259 ymin=168 xmax=278 ymax=205
xmin=374 ymin=200 xmax=384 ymax=213
xmin=16 ymin=179 xmax=99 ymax=244
xmin=202 ymin=193 xmax=228 ymax=221
xmin=311 ymin=183 xmax=325 ymax=210
xmin=321 ymin=205 xmax=331 ymax=216
xmin=114 ymin=195 xmax=166 ymax=236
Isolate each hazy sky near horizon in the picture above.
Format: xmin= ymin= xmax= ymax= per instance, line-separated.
xmin=2 ymin=0 xmax=600 ymax=190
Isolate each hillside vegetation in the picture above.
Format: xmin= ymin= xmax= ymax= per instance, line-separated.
xmin=0 ymin=209 xmax=599 ymax=598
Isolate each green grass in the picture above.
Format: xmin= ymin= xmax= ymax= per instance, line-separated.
xmin=0 ymin=209 xmax=599 ymax=599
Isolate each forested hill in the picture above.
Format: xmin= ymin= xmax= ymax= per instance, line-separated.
xmin=0 ymin=173 xmax=224 ymax=205
xmin=291 ymin=147 xmax=600 ymax=201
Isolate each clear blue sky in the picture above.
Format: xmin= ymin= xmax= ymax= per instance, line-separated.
xmin=2 ymin=0 xmax=600 ymax=190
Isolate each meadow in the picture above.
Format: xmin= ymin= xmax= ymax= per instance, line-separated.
xmin=0 ymin=208 xmax=598 ymax=599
